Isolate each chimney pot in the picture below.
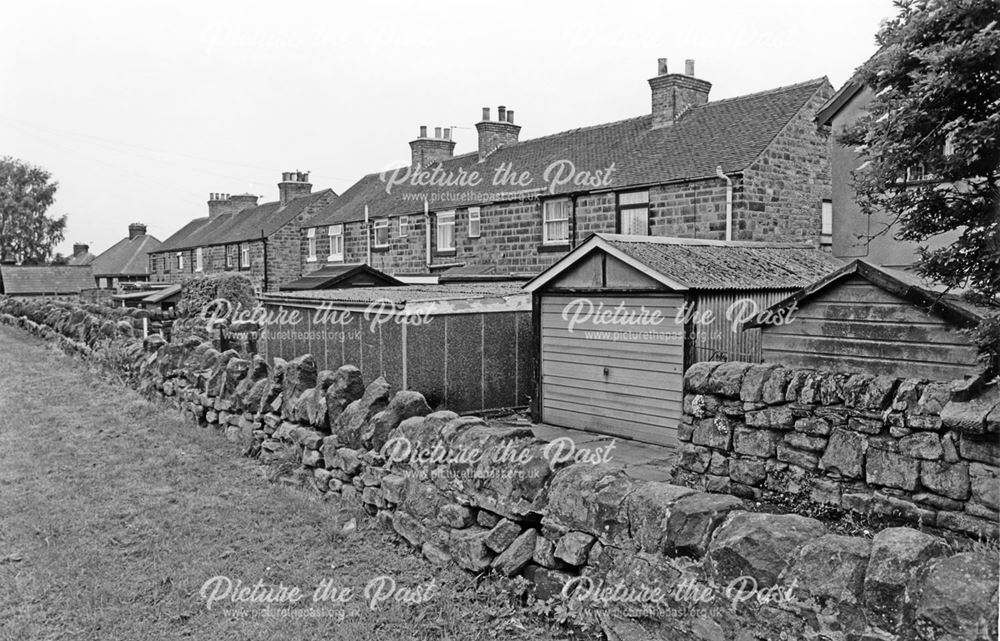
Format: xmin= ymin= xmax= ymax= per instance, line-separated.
xmin=657 ymin=58 xmax=668 ymax=75
xmin=434 ymin=126 xmax=442 ymax=138
xmin=278 ymin=170 xmax=312 ymax=205
xmin=497 ymin=105 xmax=506 ymax=122
xmin=419 ymin=125 xmax=427 ymax=138
xmin=128 ymin=223 xmax=147 ymax=240
xmin=506 ymin=109 xmax=514 ymax=124
xmin=685 ymin=59 xmax=695 ymax=76
xmin=482 ymin=107 xmax=490 ymax=121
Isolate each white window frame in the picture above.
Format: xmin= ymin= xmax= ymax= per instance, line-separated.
xmin=468 ymin=206 xmax=481 ymax=239
xmin=542 ymin=199 xmax=570 ymax=245
xmin=327 ymin=224 xmax=344 ymax=262
xmin=618 ymin=190 xmax=650 ymax=236
xmin=240 ymin=242 xmax=250 ymax=269
xmin=195 ymin=247 xmax=204 ymax=272
xmin=373 ymin=219 xmax=390 ymax=248
xmin=225 ymin=244 xmax=235 ymax=269
xmin=821 ymin=200 xmax=833 ymax=245
xmin=176 ymin=252 xmax=184 ymax=271
xmin=306 ymin=227 xmax=317 ymax=262
xmin=399 ymin=215 xmax=408 ymax=238
xmin=437 ymin=210 xmax=455 ymax=251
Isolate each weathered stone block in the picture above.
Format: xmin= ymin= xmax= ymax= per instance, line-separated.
xmin=908 ymin=552 xmax=1000 ymax=641
xmin=780 ymin=534 xmax=871 ymax=603
xmin=898 ymin=432 xmax=942 ymax=460
xmin=485 ymin=519 xmax=522 ymax=553
xmin=920 ymin=460 xmax=970 ymax=500
xmin=623 ymin=482 xmax=695 ymax=553
xmin=740 ymin=364 xmax=778 ymax=403
xmin=959 ymin=434 xmax=1000 ymax=466
xmin=492 ymin=529 xmax=537 ymax=576
xmin=776 ymin=442 xmax=819 ymax=469
xmin=678 ymin=443 xmax=712 ymax=473
xmin=969 ymin=462 xmax=999 ymax=510
xmin=936 ymin=511 xmax=999 ymax=539
xmin=684 ymin=361 xmax=721 ymax=394
xmin=708 ymin=512 xmax=827 ymax=587
xmin=663 ymin=492 xmax=743 ymax=558
xmin=847 ymin=416 xmax=882 ymax=435
xmin=783 ymin=432 xmax=827 ymax=452
xmin=733 ymin=425 xmax=782 ymax=458
xmin=703 ymin=362 xmax=751 ymax=397
xmin=532 ymin=535 xmax=558 ymax=568
xmin=866 ymin=449 xmax=919 ymax=491
xmin=761 ymin=367 xmax=791 ymax=405
xmin=421 ymin=541 xmax=452 ymax=566
xmin=392 ymin=510 xmax=427 ymax=547
xmin=863 ymin=527 xmax=949 ymax=630
xmin=793 ymin=417 xmax=831 ymax=436
xmin=554 ymin=531 xmax=595 ymax=566
xmin=449 ymin=527 xmax=493 ymax=572
xmin=692 ymin=416 xmax=734 ymax=450
xmin=820 ymin=428 xmax=867 ymax=478
xmin=729 ymin=457 xmax=767 ymax=486
xmin=439 ymin=503 xmax=476 ymax=529
xmin=381 ymin=473 xmax=407 ymax=504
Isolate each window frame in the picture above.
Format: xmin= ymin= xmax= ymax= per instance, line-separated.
xmin=240 ymin=242 xmax=250 ymax=269
xmin=542 ymin=199 xmax=571 ymax=245
xmin=616 ymin=190 xmax=650 ymax=236
xmin=176 ymin=252 xmax=184 ymax=271
xmin=821 ymin=199 xmax=833 ymax=245
xmin=225 ymin=244 xmax=235 ymax=269
xmin=195 ymin=247 xmax=204 ymax=272
xmin=436 ymin=210 xmax=456 ymax=252
xmin=468 ymin=206 xmax=481 ymax=239
xmin=306 ymin=227 xmax=317 ymax=262
xmin=399 ymin=215 xmax=408 ymax=238
xmin=373 ymin=218 xmax=390 ymax=248
xmin=327 ymin=224 xmax=344 ymax=262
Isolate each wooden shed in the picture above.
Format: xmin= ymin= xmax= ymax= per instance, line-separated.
xmin=279 ymin=264 xmax=403 ymax=291
xmin=747 ymin=260 xmax=994 ymax=381
xmin=523 ymin=234 xmax=843 ymax=446
xmin=259 ymin=283 xmax=532 ymax=413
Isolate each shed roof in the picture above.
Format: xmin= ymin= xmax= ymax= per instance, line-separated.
xmin=279 ymin=264 xmax=404 ymax=291
xmin=745 ymin=260 xmax=999 ymax=329
xmin=91 ymin=233 xmax=161 ymax=276
xmin=524 ymin=234 xmax=844 ymax=293
xmin=261 ymin=282 xmax=527 ymax=307
xmin=156 ymin=189 xmax=336 ymax=253
xmin=0 ymin=265 xmax=95 ymax=295
xmin=305 ymin=78 xmax=830 ymax=227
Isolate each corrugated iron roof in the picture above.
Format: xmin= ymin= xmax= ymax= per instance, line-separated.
xmin=0 ymin=265 xmax=95 ymax=295
xmin=603 ymin=235 xmax=844 ymax=290
xmin=305 ymin=78 xmax=830 ymax=227
xmin=91 ymin=234 xmax=161 ymax=276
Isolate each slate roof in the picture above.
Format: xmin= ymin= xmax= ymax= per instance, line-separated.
xmin=305 ymin=78 xmax=829 ymax=228
xmin=156 ymin=189 xmax=336 ymax=253
xmin=91 ymin=234 xmax=162 ymax=276
xmin=279 ymin=264 xmax=404 ymax=291
xmin=67 ymin=252 xmax=95 ymax=266
xmin=524 ymin=233 xmax=844 ymax=292
xmin=0 ymin=265 xmax=95 ymax=295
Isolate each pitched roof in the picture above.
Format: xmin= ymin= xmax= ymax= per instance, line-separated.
xmin=744 ymin=260 xmax=999 ymax=329
xmin=524 ymin=233 xmax=844 ymax=293
xmin=279 ymin=264 xmax=404 ymax=291
xmin=305 ymin=78 xmax=830 ymax=228
xmin=156 ymin=189 xmax=337 ymax=253
xmin=0 ymin=265 xmax=95 ymax=295
xmin=67 ymin=251 xmax=96 ymax=266
xmin=90 ymin=234 xmax=162 ymax=276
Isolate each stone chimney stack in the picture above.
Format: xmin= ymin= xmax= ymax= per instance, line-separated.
xmin=278 ymin=171 xmax=312 ymax=206
xmin=476 ymin=105 xmax=521 ymax=161
xmin=128 ymin=223 xmax=147 ymax=240
xmin=208 ymin=192 xmax=260 ymax=217
xmin=72 ymin=243 xmax=89 ymax=257
xmin=228 ymin=193 xmax=259 ymax=211
xmin=409 ymin=125 xmax=457 ymax=167
xmin=648 ymin=58 xmax=711 ymax=129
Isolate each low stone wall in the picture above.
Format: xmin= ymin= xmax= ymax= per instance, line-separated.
xmin=2 ymin=295 xmax=998 ymax=641
xmin=675 ymin=361 xmax=1000 ymax=540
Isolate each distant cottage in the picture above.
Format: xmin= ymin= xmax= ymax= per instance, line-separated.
xmin=147 ymin=172 xmax=338 ymax=292
xmin=300 ymin=58 xmax=834 ymax=279
xmin=90 ymin=223 xmax=161 ymax=289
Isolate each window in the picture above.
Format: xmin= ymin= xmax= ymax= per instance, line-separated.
xmin=618 ymin=191 xmax=649 ymax=236
xmin=240 ymin=242 xmax=250 ymax=268
xmin=176 ymin=252 xmax=184 ymax=271
xmin=327 ymin=224 xmax=344 ymax=261
xmin=195 ymin=247 xmax=204 ymax=272
xmin=225 ymin=244 xmax=235 ymax=269
xmin=821 ymin=200 xmax=833 ymax=246
xmin=373 ymin=219 xmax=390 ymax=248
xmin=307 ymin=228 xmax=317 ymax=262
xmin=399 ymin=216 xmax=408 ymax=238
xmin=468 ymin=207 xmax=481 ymax=238
xmin=542 ymin=200 xmax=570 ymax=245
xmin=437 ymin=210 xmax=455 ymax=251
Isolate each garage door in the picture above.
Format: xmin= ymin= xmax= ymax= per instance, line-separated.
xmin=540 ymin=294 xmax=685 ymax=446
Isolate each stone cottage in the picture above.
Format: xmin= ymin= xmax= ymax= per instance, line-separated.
xmin=148 ymin=172 xmax=338 ymax=293
xmin=300 ymin=58 xmax=834 ymax=277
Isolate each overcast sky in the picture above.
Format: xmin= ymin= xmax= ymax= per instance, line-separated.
xmin=1 ymin=0 xmax=896 ymax=257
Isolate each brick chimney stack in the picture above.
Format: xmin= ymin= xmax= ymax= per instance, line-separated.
xmin=409 ymin=125 xmax=456 ymax=167
xmin=476 ymin=105 xmax=521 ymax=161
xmin=278 ymin=171 xmax=312 ymax=206
xmin=128 ymin=223 xmax=147 ymax=240
xmin=72 ymin=243 xmax=89 ymax=257
xmin=208 ymin=192 xmax=260 ymax=217
xmin=648 ymin=58 xmax=711 ymax=129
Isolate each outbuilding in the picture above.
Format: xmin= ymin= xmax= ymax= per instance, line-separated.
xmin=747 ymin=259 xmax=995 ymax=381
xmin=523 ymin=233 xmax=843 ymax=446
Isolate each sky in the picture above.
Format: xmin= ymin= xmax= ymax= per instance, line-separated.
xmin=1 ymin=0 xmax=897 ymax=258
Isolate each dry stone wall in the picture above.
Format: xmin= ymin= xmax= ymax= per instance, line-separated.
xmin=675 ymin=361 xmax=1000 ymax=541
xmin=2 ymin=295 xmax=997 ymax=641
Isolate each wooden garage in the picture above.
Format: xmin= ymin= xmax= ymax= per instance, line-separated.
xmin=747 ymin=260 xmax=996 ymax=381
xmin=524 ymin=234 xmax=843 ymax=446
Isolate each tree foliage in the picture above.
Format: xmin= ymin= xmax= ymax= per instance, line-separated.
xmin=0 ymin=156 xmax=67 ymax=264
xmin=839 ymin=0 xmax=1000 ymax=299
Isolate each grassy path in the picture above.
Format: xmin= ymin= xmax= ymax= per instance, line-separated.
xmin=0 ymin=325 xmax=555 ymax=641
